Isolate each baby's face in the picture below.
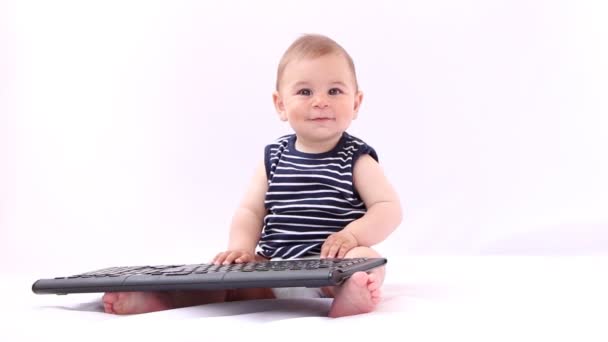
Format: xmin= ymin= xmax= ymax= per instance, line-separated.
xmin=274 ymin=54 xmax=362 ymax=146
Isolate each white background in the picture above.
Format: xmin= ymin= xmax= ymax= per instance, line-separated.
xmin=1 ymin=0 xmax=607 ymax=273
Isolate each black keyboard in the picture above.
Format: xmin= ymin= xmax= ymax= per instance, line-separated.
xmin=32 ymin=258 xmax=387 ymax=295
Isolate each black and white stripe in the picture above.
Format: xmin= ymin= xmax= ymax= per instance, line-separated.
xmin=257 ymin=132 xmax=378 ymax=259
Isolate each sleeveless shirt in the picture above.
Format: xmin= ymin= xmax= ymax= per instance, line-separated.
xmin=257 ymin=132 xmax=378 ymax=259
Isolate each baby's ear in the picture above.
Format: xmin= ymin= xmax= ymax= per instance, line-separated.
xmin=352 ymin=91 xmax=364 ymax=119
xmin=273 ymin=91 xmax=288 ymax=121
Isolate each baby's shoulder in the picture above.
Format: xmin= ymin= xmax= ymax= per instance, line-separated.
xmin=266 ymin=134 xmax=294 ymax=147
xmin=342 ymin=133 xmax=379 ymax=162
xmin=342 ymin=132 xmax=369 ymax=146
xmin=264 ymin=134 xmax=294 ymax=161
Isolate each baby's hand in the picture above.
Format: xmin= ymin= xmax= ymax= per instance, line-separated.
xmin=212 ymin=250 xmax=256 ymax=265
xmin=320 ymin=231 xmax=358 ymax=259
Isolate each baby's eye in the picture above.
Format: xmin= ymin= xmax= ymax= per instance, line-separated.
xmin=297 ymin=89 xmax=312 ymax=96
xmin=328 ymin=88 xmax=343 ymax=95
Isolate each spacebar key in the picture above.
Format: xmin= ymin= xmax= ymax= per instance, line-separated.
xmin=122 ymin=272 xmax=226 ymax=291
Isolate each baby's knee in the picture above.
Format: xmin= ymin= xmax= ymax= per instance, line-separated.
xmin=344 ymin=247 xmax=386 ymax=281
xmin=344 ymin=246 xmax=381 ymax=258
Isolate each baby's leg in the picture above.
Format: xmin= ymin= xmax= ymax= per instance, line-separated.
xmin=103 ymin=287 xmax=277 ymax=314
xmin=103 ymin=255 xmax=276 ymax=314
xmin=325 ymin=247 xmax=385 ymax=318
xmin=102 ymin=290 xmax=229 ymax=314
xmin=103 ymin=287 xmax=279 ymax=314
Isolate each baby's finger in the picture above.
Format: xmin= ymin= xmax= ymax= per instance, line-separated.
xmin=320 ymin=238 xmax=336 ymax=258
xmin=234 ymin=254 xmax=247 ymax=263
xmin=326 ymin=241 xmax=342 ymax=259
xmin=212 ymin=252 xmax=228 ymax=265
xmin=337 ymin=244 xmax=351 ymax=259
xmin=235 ymin=254 xmax=252 ymax=263
xmin=320 ymin=241 xmax=330 ymax=259
xmin=222 ymin=251 xmax=240 ymax=264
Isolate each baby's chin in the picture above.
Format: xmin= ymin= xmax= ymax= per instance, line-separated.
xmin=297 ymin=129 xmax=343 ymax=140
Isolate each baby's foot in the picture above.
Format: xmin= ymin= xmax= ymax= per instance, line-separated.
xmin=328 ymin=271 xmax=381 ymax=318
xmin=102 ymin=292 xmax=173 ymax=315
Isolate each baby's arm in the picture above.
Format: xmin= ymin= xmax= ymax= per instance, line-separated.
xmin=321 ymin=154 xmax=402 ymax=258
xmin=347 ymin=154 xmax=402 ymax=245
xmin=212 ymin=161 xmax=268 ymax=265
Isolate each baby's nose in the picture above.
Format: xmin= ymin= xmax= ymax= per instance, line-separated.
xmin=312 ymin=94 xmax=329 ymax=108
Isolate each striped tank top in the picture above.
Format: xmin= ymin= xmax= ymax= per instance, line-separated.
xmin=257 ymin=132 xmax=378 ymax=259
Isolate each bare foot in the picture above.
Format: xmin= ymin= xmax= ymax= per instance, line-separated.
xmin=328 ymin=271 xmax=381 ymax=318
xmin=102 ymin=292 xmax=173 ymax=315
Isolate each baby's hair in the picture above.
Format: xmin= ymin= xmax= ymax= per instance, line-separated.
xmin=276 ymin=34 xmax=358 ymax=91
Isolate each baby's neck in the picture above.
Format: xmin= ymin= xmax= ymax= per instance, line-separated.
xmin=294 ymin=134 xmax=342 ymax=154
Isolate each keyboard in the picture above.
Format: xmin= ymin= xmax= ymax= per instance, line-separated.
xmin=32 ymin=258 xmax=387 ymax=295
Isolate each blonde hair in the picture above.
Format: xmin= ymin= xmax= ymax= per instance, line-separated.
xmin=275 ymin=34 xmax=358 ymax=91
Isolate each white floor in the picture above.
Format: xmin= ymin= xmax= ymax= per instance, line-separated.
xmin=5 ymin=256 xmax=608 ymax=342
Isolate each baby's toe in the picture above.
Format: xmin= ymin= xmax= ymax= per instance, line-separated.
xmin=102 ymin=292 xmax=118 ymax=303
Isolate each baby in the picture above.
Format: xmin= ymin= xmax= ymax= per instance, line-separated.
xmin=103 ymin=34 xmax=402 ymax=318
